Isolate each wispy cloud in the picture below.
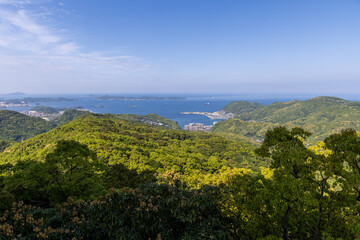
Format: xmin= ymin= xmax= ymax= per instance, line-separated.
xmin=0 ymin=0 xmax=149 ymax=93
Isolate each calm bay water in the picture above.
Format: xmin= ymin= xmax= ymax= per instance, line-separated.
xmin=3 ymin=93 xmax=358 ymax=128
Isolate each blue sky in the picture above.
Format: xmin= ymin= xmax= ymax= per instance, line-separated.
xmin=1 ymin=0 xmax=360 ymax=94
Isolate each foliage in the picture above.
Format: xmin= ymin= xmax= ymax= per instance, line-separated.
xmin=2 ymin=123 xmax=360 ymax=238
xmin=222 ymin=101 xmax=263 ymax=114
xmin=0 ymin=110 xmax=91 ymax=143
xmin=0 ymin=184 xmax=231 ymax=240
xmin=54 ymin=109 xmax=90 ymax=125
xmin=214 ymin=96 xmax=360 ymax=145
xmin=0 ymin=114 xmax=263 ymax=185
xmin=0 ymin=110 xmax=55 ymax=142
xmin=2 ymin=141 xmax=105 ymax=207
xmin=0 ymin=110 xmax=179 ymax=150
xmin=0 ymin=141 xmax=14 ymax=153
xmin=212 ymin=118 xmax=276 ymax=142
xmin=30 ymin=106 xmax=65 ymax=114
xmin=218 ymin=127 xmax=358 ymax=239
xmin=104 ymin=163 xmax=156 ymax=189
xmin=116 ymin=113 xmax=181 ymax=129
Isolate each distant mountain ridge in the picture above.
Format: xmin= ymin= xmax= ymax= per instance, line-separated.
xmin=212 ymin=96 xmax=360 ymax=144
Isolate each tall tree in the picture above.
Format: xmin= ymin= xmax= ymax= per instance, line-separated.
xmin=45 ymin=140 xmax=104 ymax=203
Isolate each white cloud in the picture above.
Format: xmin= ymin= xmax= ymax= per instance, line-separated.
xmin=0 ymin=0 xmax=23 ymax=5
xmin=0 ymin=0 xmax=77 ymax=54
xmin=0 ymin=0 xmax=149 ymax=93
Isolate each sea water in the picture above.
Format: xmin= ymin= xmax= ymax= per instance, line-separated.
xmin=3 ymin=93 xmax=357 ymax=128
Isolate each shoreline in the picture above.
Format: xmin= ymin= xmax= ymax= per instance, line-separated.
xmin=180 ymin=110 xmax=235 ymax=120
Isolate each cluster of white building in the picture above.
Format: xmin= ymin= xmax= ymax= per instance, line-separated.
xmin=21 ymin=110 xmax=64 ymax=121
xmin=0 ymin=101 xmax=27 ymax=107
xmin=184 ymin=122 xmax=217 ymax=132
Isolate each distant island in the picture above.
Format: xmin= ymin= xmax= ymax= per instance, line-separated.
xmin=3 ymin=97 xmax=76 ymax=104
xmin=96 ymin=95 xmax=186 ymax=100
xmin=0 ymin=97 xmax=77 ymax=108
xmin=4 ymin=92 xmax=26 ymax=96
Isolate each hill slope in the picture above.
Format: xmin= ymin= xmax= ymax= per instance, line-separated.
xmin=54 ymin=109 xmax=90 ymax=125
xmin=0 ymin=109 xmax=180 ymax=146
xmin=0 ymin=114 xmax=264 ymax=184
xmin=222 ymin=101 xmax=264 ymax=114
xmin=0 ymin=110 xmax=56 ymax=141
xmin=116 ymin=113 xmax=181 ymax=129
xmin=213 ymin=96 xmax=360 ymax=144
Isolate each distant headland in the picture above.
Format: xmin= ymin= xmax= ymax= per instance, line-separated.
xmin=0 ymin=97 xmax=77 ymax=108
xmin=96 ymin=95 xmax=186 ymax=100
xmin=4 ymin=92 xmax=26 ymax=96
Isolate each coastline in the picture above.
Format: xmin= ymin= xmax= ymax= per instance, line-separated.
xmin=180 ymin=110 xmax=235 ymax=120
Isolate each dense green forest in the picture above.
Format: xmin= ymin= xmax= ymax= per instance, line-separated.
xmin=0 ymin=110 xmax=88 ymax=144
xmin=0 ymin=114 xmax=262 ymax=183
xmin=115 ymin=113 xmax=181 ymax=129
xmin=0 ymin=110 xmax=56 ymax=142
xmin=54 ymin=109 xmax=89 ymax=125
xmin=214 ymin=96 xmax=360 ymax=144
xmin=2 ymin=104 xmax=360 ymax=238
xmin=30 ymin=106 xmax=67 ymax=114
xmin=1 ymin=114 xmax=360 ymax=238
xmin=0 ymin=113 xmax=262 ymax=238
xmin=0 ymin=110 xmax=180 ymax=148
xmin=222 ymin=101 xmax=263 ymax=115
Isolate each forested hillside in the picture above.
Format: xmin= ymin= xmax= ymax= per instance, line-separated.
xmin=1 ymin=124 xmax=360 ymax=238
xmin=213 ymin=96 xmax=360 ymax=144
xmin=3 ymin=99 xmax=360 ymax=238
xmin=0 ymin=113 xmax=263 ymax=183
xmin=212 ymin=118 xmax=276 ymax=141
xmin=54 ymin=109 xmax=89 ymax=125
xmin=30 ymin=106 xmax=66 ymax=114
xmin=0 ymin=110 xmax=180 ymax=148
xmin=222 ymin=101 xmax=263 ymax=114
xmin=0 ymin=110 xmax=56 ymax=142
xmin=116 ymin=113 xmax=181 ymax=129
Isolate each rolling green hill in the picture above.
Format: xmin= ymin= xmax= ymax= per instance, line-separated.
xmin=212 ymin=119 xmax=277 ymax=142
xmin=0 ymin=109 xmax=180 ymax=147
xmin=0 ymin=113 xmax=264 ymax=185
xmin=54 ymin=109 xmax=90 ymax=125
xmin=0 ymin=109 xmax=88 ymax=144
xmin=30 ymin=106 xmax=68 ymax=114
xmin=222 ymin=101 xmax=263 ymax=114
xmin=213 ymin=96 xmax=360 ymax=144
xmin=116 ymin=113 xmax=181 ymax=129
xmin=0 ymin=110 xmax=56 ymax=142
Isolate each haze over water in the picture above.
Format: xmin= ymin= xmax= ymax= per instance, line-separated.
xmin=3 ymin=93 xmax=360 ymax=128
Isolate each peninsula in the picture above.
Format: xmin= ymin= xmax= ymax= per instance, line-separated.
xmin=180 ymin=110 xmax=235 ymax=119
